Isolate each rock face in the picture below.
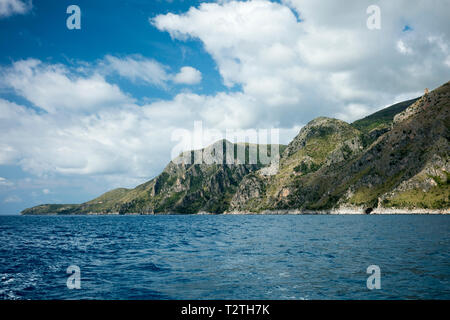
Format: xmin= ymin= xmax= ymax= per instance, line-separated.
xmin=21 ymin=82 xmax=450 ymax=215
xmin=22 ymin=140 xmax=281 ymax=215
xmin=283 ymin=117 xmax=361 ymax=158
xmin=228 ymin=117 xmax=365 ymax=212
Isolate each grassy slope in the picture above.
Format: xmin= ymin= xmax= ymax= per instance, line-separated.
xmin=351 ymin=98 xmax=419 ymax=133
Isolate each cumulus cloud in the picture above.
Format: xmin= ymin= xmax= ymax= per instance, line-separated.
xmin=173 ymin=66 xmax=202 ymax=84
xmin=102 ymin=54 xmax=201 ymax=86
xmin=0 ymin=95 xmax=173 ymax=177
xmin=0 ymin=0 xmax=31 ymax=18
xmin=1 ymin=59 xmax=133 ymax=113
xmin=153 ymin=0 xmax=450 ymax=125
xmin=103 ymin=54 xmax=171 ymax=87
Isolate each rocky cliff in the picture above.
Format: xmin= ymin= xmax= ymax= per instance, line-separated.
xmin=22 ymin=82 xmax=450 ymax=215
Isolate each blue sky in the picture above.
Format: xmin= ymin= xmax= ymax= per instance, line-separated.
xmin=0 ymin=0 xmax=226 ymax=99
xmin=0 ymin=0 xmax=449 ymax=214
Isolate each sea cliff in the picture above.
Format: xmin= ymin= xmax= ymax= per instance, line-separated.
xmin=22 ymin=82 xmax=450 ymax=215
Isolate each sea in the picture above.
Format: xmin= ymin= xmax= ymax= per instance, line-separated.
xmin=0 ymin=214 xmax=449 ymax=300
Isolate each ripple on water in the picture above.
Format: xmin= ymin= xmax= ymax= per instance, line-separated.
xmin=0 ymin=215 xmax=449 ymax=299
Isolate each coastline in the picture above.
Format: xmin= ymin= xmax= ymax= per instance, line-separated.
xmin=225 ymin=207 xmax=450 ymax=215
xmin=20 ymin=208 xmax=450 ymax=215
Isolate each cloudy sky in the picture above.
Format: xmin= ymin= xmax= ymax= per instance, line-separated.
xmin=0 ymin=0 xmax=449 ymax=214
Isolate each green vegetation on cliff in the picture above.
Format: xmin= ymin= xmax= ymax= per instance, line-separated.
xmin=351 ymin=98 xmax=419 ymax=133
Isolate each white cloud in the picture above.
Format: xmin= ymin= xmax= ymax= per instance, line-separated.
xmin=173 ymin=66 xmax=202 ymax=84
xmin=152 ymin=0 xmax=302 ymax=88
xmin=103 ymin=54 xmax=202 ymax=86
xmin=103 ymin=54 xmax=170 ymax=87
xmin=397 ymin=40 xmax=413 ymax=55
xmin=0 ymin=99 xmax=167 ymax=176
xmin=334 ymin=103 xmax=372 ymax=123
xmin=1 ymin=59 xmax=133 ymax=113
xmin=0 ymin=0 xmax=31 ymax=18
xmin=0 ymin=177 xmax=13 ymax=186
xmin=153 ymin=0 xmax=450 ymax=126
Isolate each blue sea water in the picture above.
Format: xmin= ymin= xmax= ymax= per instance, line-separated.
xmin=0 ymin=214 xmax=449 ymax=300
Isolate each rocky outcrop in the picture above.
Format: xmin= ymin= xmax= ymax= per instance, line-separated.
xmin=229 ymin=173 xmax=267 ymax=210
xmin=283 ymin=117 xmax=359 ymax=158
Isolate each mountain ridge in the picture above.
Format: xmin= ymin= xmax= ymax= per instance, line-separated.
xmin=21 ymin=82 xmax=450 ymax=215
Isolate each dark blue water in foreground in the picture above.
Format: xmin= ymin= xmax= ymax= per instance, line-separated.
xmin=0 ymin=215 xmax=449 ymax=300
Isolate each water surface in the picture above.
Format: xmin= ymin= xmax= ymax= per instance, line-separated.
xmin=0 ymin=215 xmax=449 ymax=299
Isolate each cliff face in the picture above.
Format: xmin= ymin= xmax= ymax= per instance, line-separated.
xmin=22 ymin=140 xmax=284 ymax=215
xmin=229 ymin=117 xmax=365 ymax=212
xmin=21 ymin=82 xmax=450 ymax=215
